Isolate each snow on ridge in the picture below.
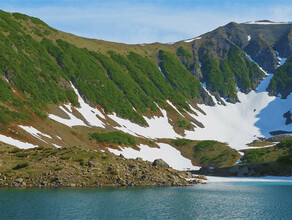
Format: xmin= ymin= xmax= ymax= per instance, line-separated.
xmin=18 ymin=125 xmax=52 ymax=143
xmin=247 ymin=35 xmax=251 ymax=41
xmin=275 ymin=51 xmax=287 ymax=67
xmin=201 ymin=82 xmax=216 ymax=104
xmin=108 ymin=143 xmax=200 ymax=171
xmin=245 ymin=53 xmax=267 ymax=74
xmin=244 ymin=21 xmax=292 ymax=25
xmin=184 ymin=37 xmax=201 ymax=43
xmin=0 ymin=134 xmax=39 ymax=149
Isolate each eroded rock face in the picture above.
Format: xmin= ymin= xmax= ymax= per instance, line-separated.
xmin=245 ymin=37 xmax=278 ymax=73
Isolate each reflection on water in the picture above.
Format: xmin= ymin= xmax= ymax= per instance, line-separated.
xmin=0 ymin=183 xmax=292 ymax=219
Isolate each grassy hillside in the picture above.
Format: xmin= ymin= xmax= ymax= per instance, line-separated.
xmin=169 ymin=139 xmax=240 ymax=167
xmin=242 ymin=139 xmax=292 ymax=164
xmin=0 ymin=10 xmax=277 ymax=132
xmin=267 ymin=56 xmax=292 ymax=98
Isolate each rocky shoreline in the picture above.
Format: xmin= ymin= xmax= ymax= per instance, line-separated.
xmin=0 ymin=146 xmax=207 ymax=188
xmin=192 ymin=163 xmax=292 ymax=177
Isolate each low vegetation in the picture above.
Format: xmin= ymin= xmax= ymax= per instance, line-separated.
xmin=0 ymin=144 xmax=193 ymax=187
xmin=193 ymin=140 xmax=240 ymax=167
xmin=89 ymin=132 xmax=137 ymax=146
xmin=243 ymin=139 xmax=292 ymax=164
xmin=169 ymin=139 xmax=240 ymax=168
xmin=267 ymin=57 xmax=292 ymax=98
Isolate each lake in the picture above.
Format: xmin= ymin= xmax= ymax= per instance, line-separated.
xmin=0 ymin=182 xmax=292 ymax=219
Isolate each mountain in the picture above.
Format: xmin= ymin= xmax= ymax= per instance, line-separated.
xmin=0 ymin=10 xmax=291 ymax=177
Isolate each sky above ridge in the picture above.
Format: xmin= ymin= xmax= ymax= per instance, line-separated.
xmin=1 ymin=0 xmax=292 ymax=44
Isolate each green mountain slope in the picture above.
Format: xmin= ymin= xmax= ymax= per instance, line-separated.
xmin=0 ymin=10 xmax=290 ymax=132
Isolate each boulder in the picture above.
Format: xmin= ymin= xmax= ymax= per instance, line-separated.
xmin=136 ymin=157 xmax=143 ymax=162
xmin=152 ymin=159 xmax=170 ymax=169
xmin=88 ymin=159 xmax=100 ymax=167
xmin=15 ymin=178 xmax=23 ymax=183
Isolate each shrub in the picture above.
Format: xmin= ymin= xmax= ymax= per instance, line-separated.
xmin=171 ymin=139 xmax=193 ymax=146
xmin=13 ymin=162 xmax=29 ymax=170
xmin=90 ymin=132 xmax=136 ymax=146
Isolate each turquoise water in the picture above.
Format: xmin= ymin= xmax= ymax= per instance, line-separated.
xmin=0 ymin=182 xmax=292 ymax=219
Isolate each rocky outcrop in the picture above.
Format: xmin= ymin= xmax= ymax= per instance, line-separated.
xmin=192 ymin=163 xmax=292 ymax=177
xmin=244 ymin=37 xmax=278 ymax=73
xmin=152 ymin=159 xmax=170 ymax=169
xmin=0 ymin=147 xmax=199 ymax=188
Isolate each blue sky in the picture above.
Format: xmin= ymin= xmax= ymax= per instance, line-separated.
xmin=1 ymin=0 xmax=292 ymax=44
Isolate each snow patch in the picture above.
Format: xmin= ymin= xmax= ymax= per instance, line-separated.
xmin=108 ymin=143 xmax=200 ymax=171
xmin=48 ymin=105 xmax=87 ymax=127
xmin=184 ymin=74 xmax=278 ymax=151
xmin=0 ymin=134 xmax=39 ymax=149
xmin=166 ymin=100 xmax=184 ymax=117
xmin=18 ymin=125 xmax=52 ymax=143
xmin=247 ymin=35 xmax=251 ymax=41
xmin=244 ymin=21 xmax=292 ymax=25
xmin=158 ymin=66 xmax=166 ymax=78
xmin=275 ymin=51 xmax=287 ymax=67
xmin=52 ymin=143 xmax=62 ymax=148
xmin=108 ymin=106 xmax=180 ymax=139
xmin=184 ymin=37 xmax=201 ymax=43
xmin=245 ymin=53 xmax=267 ymax=74
xmin=48 ymin=82 xmax=105 ymax=128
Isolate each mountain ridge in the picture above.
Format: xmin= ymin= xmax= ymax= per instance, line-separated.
xmin=0 ymin=10 xmax=291 ymax=173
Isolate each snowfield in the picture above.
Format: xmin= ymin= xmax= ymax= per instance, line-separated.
xmin=108 ymin=143 xmax=200 ymax=171
xmin=108 ymin=106 xmax=180 ymax=139
xmin=184 ymin=73 xmax=283 ymax=150
xmin=48 ymin=82 xmax=105 ymax=128
xmin=18 ymin=125 xmax=52 ymax=143
xmin=0 ymin=134 xmax=39 ymax=149
xmin=47 ymin=64 xmax=290 ymax=153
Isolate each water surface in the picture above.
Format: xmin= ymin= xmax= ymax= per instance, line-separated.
xmin=0 ymin=182 xmax=291 ymax=219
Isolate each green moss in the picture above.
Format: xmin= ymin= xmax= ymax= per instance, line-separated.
xmin=159 ymin=50 xmax=202 ymax=105
xmin=13 ymin=162 xmax=29 ymax=170
xmin=171 ymin=138 xmax=194 ymax=146
xmin=268 ymin=57 xmax=292 ymax=98
xmin=90 ymin=132 xmax=136 ymax=146
xmin=200 ymin=46 xmax=264 ymax=100
xmin=243 ymin=139 xmax=292 ymax=164
xmin=193 ymin=140 xmax=240 ymax=167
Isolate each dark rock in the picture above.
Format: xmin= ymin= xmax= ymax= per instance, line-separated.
xmin=88 ymin=159 xmax=100 ymax=167
xmin=152 ymin=159 xmax=170 ymax=169
xmin=136 ymin=157 xmax=143 ymax=162
xmin=283 ymin=111 xmax=292 ymax=125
